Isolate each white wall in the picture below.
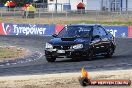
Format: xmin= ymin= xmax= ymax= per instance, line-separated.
xmin=47 ymin=0 xmax=132 ymax=11
xmin=48 ymin=0 xmax=102 ymax=11
xmin=122 ymin=0 xmax=126 ymax=11
xmin=127 ymin=0 xmax=132 ymax=11
xmin=48 ymin=0 xmax=70 ymax=4
xmin=48 ymin=0 xmax=71 ymax=11
xmin=69 ymin=0 xmax=85 ymax=10
xmin=86 ymin=0 xmax=102 ymax=10
xmin=48 ymin=0 xmax=83 ymax=11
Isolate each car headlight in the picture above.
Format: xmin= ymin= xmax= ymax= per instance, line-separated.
xmin=72 ymin=44 xmax=83 ymax=49
xmin=45 ymin=43 xmax=53 ymax=49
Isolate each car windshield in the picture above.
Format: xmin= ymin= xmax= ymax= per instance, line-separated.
xmin=57 ymin=26 xmax=93 ymax=38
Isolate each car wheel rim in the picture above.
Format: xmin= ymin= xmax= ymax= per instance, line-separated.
xmin=109 ymin=48 xmax=113 ymax=55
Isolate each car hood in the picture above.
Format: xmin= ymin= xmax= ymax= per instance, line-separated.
xmin=49 ymin=37 xmax=90 ymax=46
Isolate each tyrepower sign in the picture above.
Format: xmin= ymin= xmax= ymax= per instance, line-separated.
xmin=0 ymin=23 xmax=55 ymax=36
xmin=0 ymin=23 xmax=130 ymax=37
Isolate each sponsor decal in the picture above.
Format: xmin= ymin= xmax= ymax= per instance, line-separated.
xmin=2 ymin=23 xmax=13 ymax=35
xmin=13 ymin=24 xmax=46 ymax=35
xmin=79 ymin=67 xmax=131 ymax=86
xmin=0 ymin=23 xmax=11 ymax=35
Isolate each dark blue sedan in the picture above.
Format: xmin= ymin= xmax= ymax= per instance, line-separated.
xmin=45 ymin=24 xmax=116 ymax=62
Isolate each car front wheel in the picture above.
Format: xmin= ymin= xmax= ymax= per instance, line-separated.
xmin=46 ymin=57 xmax=56 ymax=62
xmin=87 ymin=50 xmax=94 ymax=61
xmin=105 ymin=47 xmax=114 ymax=58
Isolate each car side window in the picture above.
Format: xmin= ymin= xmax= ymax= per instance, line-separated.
xmin=93 ymin=27 xmax=100 ymax=36
xmin=98 ymin=26 xmax=107 ymax=36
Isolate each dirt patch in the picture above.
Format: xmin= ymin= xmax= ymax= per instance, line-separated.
xmin=0 ymin=46 xmax=29 ymax=62
xmin=0 ymin=69 xmax=132 ymax=88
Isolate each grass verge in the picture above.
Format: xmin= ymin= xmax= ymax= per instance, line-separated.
xmin=0 ymin=46 xmax=27 ymax=62
xmin=1 ymin=17 xmax=132 ymax=26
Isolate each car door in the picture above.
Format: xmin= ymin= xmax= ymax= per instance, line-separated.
xmin=91 ymin=26 xmax=102 ymax=54
xmin=97 ymin=26 xmax=111 ymax=53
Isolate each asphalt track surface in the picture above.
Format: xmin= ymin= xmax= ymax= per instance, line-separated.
xmin=0 ymin=35 xmax=132 ymax=76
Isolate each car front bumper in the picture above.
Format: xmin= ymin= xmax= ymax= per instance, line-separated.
xmin=45 ymin=49 xmax=87 ymax=58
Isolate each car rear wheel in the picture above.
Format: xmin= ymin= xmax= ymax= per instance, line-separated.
xmin=105 ymin=47 xmax=114 ymax=58
xmin=46 ymin=57 xmax=56 ymax=62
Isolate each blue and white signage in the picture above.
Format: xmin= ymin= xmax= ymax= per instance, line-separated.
xmin=2 ymin=23 xmax=55 ymax=36
xmin=104 ymin=26 xmax=128 ymax=37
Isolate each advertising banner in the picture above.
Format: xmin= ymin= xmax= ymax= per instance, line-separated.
xmin=0 ymin=23 xmax=130 ymax=38
xmin=0 ymin=23 xmax=55 ymax=36
xmin=104 ymin=26 xmax=128 ymax=38
xmin=55 ymin=25 xmax=129 ymax=38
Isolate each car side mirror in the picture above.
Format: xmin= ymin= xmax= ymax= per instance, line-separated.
xmin=52 ymin=34 xmax=58 ymax=37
